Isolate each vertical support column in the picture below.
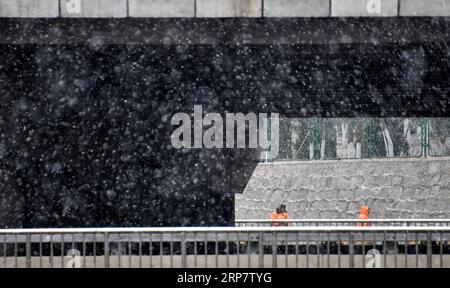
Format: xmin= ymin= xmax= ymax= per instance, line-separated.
xmin=364 ymin=119 xmax=376 ymax=158
xmin=264 ymin=118 xmax=269 ymax=162
xmin=261 ymin=0 xmax=264 ymax=17
xmin=258 ymin=232 xmax=264 ymax=268
xmin=104 ymin=232 xmax=110 ymax=268
xmin=313 ymin=118 xmax=322 ymax=160
xmin=25 ymin=234 xmax=31 ymax=268
xmin=349 ymin=233 xmax=355 ymax=268
xmin=181 ymin=232 xmax=187 ymax=268
xmin=421 ymin=119 xmax=430 ymax=158
xmin=426 ymin=119 xmax=430 ymax=157
xmin=272 ymin=232 xmax=277 ymax=268
xmin=426 ymin=232 xmax=432 ymax=268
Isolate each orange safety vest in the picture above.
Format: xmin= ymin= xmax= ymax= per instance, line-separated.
xmin=270 ymin=212 xmax=290 ymax=226
xmin=357 ymin=206 xmax=370 ymax=227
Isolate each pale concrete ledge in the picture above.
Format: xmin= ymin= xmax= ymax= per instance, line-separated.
xmin=129 ymin=0 xmax=195 ymax=18
xmin=1 ymin=0 xmax=450 ymax=18
xmin=400 ymin=0 xmax=450 ymax=17
xmin=60 ymin=0 xmax=127 ymax=18
xmin=0 ymin=0 xmax=58 ymax=18
xmin=264 ymin=0 xmax=330 ymax=17
xmin=196 ymin=0 xmax=262 ymax=17
xmin=332 ymin=0 xmax=399 ymax=17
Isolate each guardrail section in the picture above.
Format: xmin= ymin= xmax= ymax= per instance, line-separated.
xmin=0 ymin=227 xmax=449 ymax=268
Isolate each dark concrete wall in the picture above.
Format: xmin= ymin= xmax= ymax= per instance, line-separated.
xmin=1 ymin=18 xmax=449 ymax=45
xmin=0 ymin=42 xmax=448 ymax=228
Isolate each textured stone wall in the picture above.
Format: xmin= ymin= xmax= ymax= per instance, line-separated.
xmin=235 ymin=157 xmax=450 ymax=219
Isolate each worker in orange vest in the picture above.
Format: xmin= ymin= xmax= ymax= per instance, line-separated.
xmin=270 ymin=204 xmax=290 ymax=226
xmin=357 ymin=205 xmax=370 ymax=227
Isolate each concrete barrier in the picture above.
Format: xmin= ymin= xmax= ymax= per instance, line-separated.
xmin=0 ymin=0 xmax=58 ymax=18
xmin=400 ymin=0 xmax=450 ymax=16
xmin=196 ymin=0 xmax=262 ymax=17
xmin=1 ymin=0 xmax=450 ymax=18
xmin=332 ymin=0 xmax=399 ymax=17
xmin=264 ymin=0 xmax=330 ymax=17
xmin=60 ymin=0 xmax=127 ymax=18
xmin=129 ymin=0 xmax=195 ymax=18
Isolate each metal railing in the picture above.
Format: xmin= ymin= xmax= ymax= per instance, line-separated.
xmin=272 ymin=117 xmax=450 ymax=161
xmin=0 ymin=226 xmax=449 ymax=268
xmin=236 ymin=219 xmax=450 ymax=227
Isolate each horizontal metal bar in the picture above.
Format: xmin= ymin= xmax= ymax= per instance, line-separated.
xmin=236 ymin=219 xmax=450 ymax=223
xmin=1 ymin=226 xmax=450 ymax=235
xmin=2 ymin=232 xmax=447 ymax=244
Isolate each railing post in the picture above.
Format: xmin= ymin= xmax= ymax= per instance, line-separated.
xmin=427 ymin=232 xmax=432 ymax=268
xmin=258 ymin=232 xmax=264 ymax=268
xmin=25 ymin=234 xmax=31 ymax=268
xmin=181 ymin=233 xmax=187 ymax=268
xmin=349 ymin=233 xmax=355 ymax=268
xmin=104 ymin=232 xmax=110 ymax=268
xmin=272 ymin=232 xmax=277 ymax=268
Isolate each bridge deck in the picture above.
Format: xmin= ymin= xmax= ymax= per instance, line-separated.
xmin=1 ymin=255 xmax=449 ymax=268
